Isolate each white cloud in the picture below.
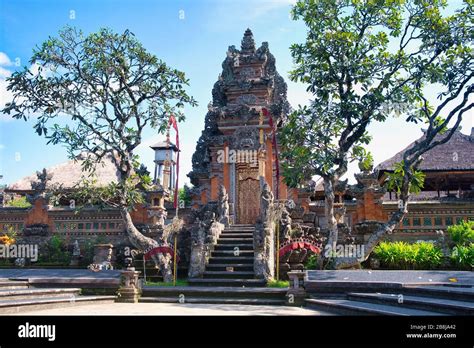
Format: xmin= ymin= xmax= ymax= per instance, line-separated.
xmin=0 ymin=52 xmax=12 ymax=66
xmin=0 ymin=53 xmax=15 ymax=121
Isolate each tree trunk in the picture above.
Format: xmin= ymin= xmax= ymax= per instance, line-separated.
xmin=333 ymin=172 xmax=411 ymax=269
xmin=323 ymin=176 xmax=338 ymax=256
xmin=120 ymin=206 xmax=173 ymax=282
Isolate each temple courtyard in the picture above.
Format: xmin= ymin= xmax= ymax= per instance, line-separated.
xmin=9 ymin=302 xmax=326 ymax=316
xmin=1 ymin=269 xmax=472 ymax=316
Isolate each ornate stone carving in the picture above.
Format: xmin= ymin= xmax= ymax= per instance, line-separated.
xmin=188 ymin=29 xmax=290 ymax=188
xmin=236 ymin=94 xmax=258 ymax=105
xmin=217 ymin=185 xmax=230 ymax=227
xmin=231 ymin=126 xmax=259 ymax=150
xmin=188 ymin=206 xmax=225 ymax=278
xmin=27 ymin=169 xmax=53 ymax=203
xmin=254 ymin=182 xmax=275 ymax=280
xmin=241 ymin=28 xmax=256 ymax=53
xmin=260 ymin=182 xmax=274 ymax=222
xmin=147 ymin=208 xmax=167 ymax=227
xmin=23 ymin=224 xmax=49 ymax=236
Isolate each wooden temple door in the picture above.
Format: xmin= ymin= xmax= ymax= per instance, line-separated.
xmin=236 ymin=165 xmax=260 ymax=224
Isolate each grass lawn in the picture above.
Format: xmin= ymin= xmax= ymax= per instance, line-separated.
xmin=266 ymin=279 xmax=289 ymax=288
xmin=145 ymin=279 xmax=189 ymax=287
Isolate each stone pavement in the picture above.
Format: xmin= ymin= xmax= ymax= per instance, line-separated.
xmin=306 ymin=270 xmax=474 ymax=285
xmin=11 ymin=302 xmax=333 ymax=316
xmin=0 ymin=269 xmax=121 ymax=279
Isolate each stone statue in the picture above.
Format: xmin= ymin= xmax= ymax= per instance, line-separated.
xmin=73 ymin=240 xmax=81 ymax=257
xmin=148 ymin=209 xmax=167 ymax=227
xmin=254 ymin=182 xmax=276 ymax=281
xmin=217 ymin=185 xmax=230 ymax=227
xmin=31 ymin=168 xmax=52 ymax=192
xmin=260 ymin=182 xmax=274 ymax=223
xmin=70 ymin=239 xmax=81 ymax=267
xmin=279 ymin=205 xmax=292 ymax=241
xmin=188 ymin=206 xmax=225 ymax=278
xmin=27 ymin=168 xmax=53 ymax=203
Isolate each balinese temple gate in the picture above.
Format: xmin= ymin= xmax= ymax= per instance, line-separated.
xmin=188 ymin=29 xmax=290 ymax=224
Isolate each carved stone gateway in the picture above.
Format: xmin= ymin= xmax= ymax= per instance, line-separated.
xmin=188 ymin=29 xmax=290 ymax=222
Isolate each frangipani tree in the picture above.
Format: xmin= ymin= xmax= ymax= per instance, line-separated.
xmin=280 ymin=0 xmax=473 ymax=267
xmin=2 ymin=26 xmax=197 ymax=280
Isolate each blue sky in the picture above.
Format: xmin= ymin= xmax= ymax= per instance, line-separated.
xmin=0 ymin=0 xmax=472 ymax=187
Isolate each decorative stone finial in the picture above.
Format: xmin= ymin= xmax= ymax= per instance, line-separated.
xmin=241 ymin=28 xmax=256 ymax=53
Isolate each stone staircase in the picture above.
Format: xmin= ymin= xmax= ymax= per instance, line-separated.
xmin=140 ymin=286 xmax=287 ymax=305
xmin=139 ymin=225 xmax=289 ymax=305
xmin=0 ymin=279 xmax=116 ymax=314
xmin=305 ymin=284 xmax=474 ymax=316
xmin=188 ymin=224 xmax=266 ymax=288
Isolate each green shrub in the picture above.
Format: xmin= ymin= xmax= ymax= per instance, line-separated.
xmin=304 ymin=253 xmax=320 ymax=270
xmin=38 ymin=235 xmax=71 ymax=265
xmin=450 ymin=244 xmax=474 ymax=270
xmin=447 ymin=220 xmax=474 ymax=246
xmin=373 ymin=241 xmax=442 ymax=270
xmin=267 ymin=280 xmax=289 ymax=288
xmin=5 ymin=196 xmax=31 ymax=208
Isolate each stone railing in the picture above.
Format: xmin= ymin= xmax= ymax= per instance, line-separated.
xmin=188 ymin=212 xmax=224 ymax=278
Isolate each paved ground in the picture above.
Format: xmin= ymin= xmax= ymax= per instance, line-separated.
xmin=0 ymin=269 xmax=121 ymax=279
xmin=306 ymin=270 xmax=474 ymax=285
xmin=11 ymin=303 xmax=332 ymax=316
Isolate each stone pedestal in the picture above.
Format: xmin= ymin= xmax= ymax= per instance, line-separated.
xmin=286 ymin=271 xmax=306 ymax=306
xmin=116 ymin=268 xmax=142 ymax=303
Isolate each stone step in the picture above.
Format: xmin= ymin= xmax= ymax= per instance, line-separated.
xmin=218 ymin=238 xmax=254 ymax=244
xmin=348 ymin=292 xmax=474 ymax=316
xmin=401 ymin=285 xmax=474 ymax=302
xmin=0 ymin=288 xmax=81 ymax=301
xmin=206 ymin=264 xmax=254 ymax=272
xmin=140 ymin=297 xmax=285 ymax=306
xmin=208 ymin=256 xmax=254 ymax=264
xmin=142 ymin=286 xmax=287 ymax=299
xmin=214 ymin=244 xmax=254 ymax=251
xmin=212 ymin=250 xmax=254 ymax=257
xmin=188 ymin=278 xmax=266 ymax=287
xmin=203 ymin=271 xmax=255 ymax=279
xmin=305 ymin=298 xmax=445 ymax=316
xmin=219 ymin=233 xmax=253 ymax=238
xmin=0 ymin=281 xmax=29 ymax=290
xmin=222 ymin=228 xmax=255 ymax=232
xmin=24 ymin=277 xmax=120 ymax=290
xmin=0 ymin=295 xmax=116 ymax=314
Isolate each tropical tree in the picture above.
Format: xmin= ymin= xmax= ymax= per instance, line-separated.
xmin=280 ymin=0 xmax=473 ymax=266
xmin=2 ymin=26 xmax=197 ymax=280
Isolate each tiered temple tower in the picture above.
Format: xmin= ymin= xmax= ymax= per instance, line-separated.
xmin=188 ymin=29 xmax=290 ymax=224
